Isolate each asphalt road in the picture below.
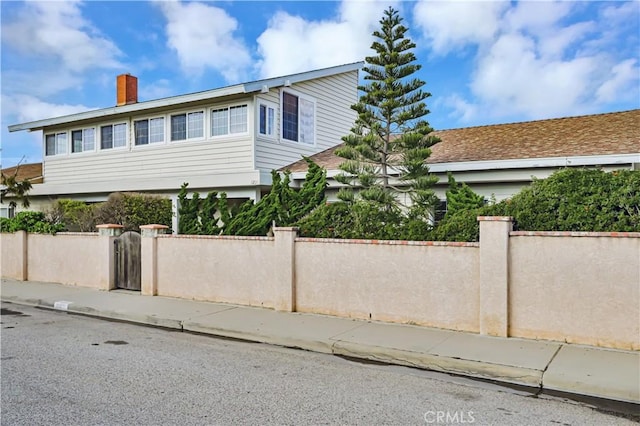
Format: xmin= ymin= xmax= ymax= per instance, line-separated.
xmin=1 ymin=302 xmax=636 ymax=425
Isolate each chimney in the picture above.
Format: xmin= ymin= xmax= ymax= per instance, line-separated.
xmin=117 ymin=74 xmax=138 ymax=106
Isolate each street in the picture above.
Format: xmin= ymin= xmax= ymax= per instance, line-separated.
xmin=1 ymin=302 xmax=635 ymax=425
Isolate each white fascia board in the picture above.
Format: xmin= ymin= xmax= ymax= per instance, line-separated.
xmin=290 ymin=153 xmax=640 ymax=181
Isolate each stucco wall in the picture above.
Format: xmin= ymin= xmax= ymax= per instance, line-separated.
xmin=509 ymin=233 xmax=640 ymax=350
xmin=0 ymin=232 xmax=25 ymax=280
xmin=155 ymin=235 xmax=279 ymax=308
xmin=295 ymin=239 xmax=481 ymax=332
xmin=27 ymin=233 xmax=106 ymax=289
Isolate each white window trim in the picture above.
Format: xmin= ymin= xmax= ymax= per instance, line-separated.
xmin=70 ymin=126 xmax=97 ymax=155
xmin=169 ymin=109 xmax=206 ymax=143
xmin=210 ymin=103 xmax=249 ymax=138
xmin=257 ymin=99 xmax=277 ymax=140
xmin=99 ymin=121 xmax=129 ymax=151
xmin=133 ymin=116 xmax=167 ymax=147
xmin=280 ymin=88 xmax=316 ymax=146
xmin=44 ymin=131 xmax=68 ymax=157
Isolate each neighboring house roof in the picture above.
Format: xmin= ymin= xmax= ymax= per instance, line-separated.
xmin=8 ymin=62 xmax=364 ymax=133
xmin=284 ymin=109 xmax=640 ymax=173
xmin=0 ymin=162 xmax=43 ymax=184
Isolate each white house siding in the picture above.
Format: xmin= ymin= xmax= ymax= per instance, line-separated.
xmin=42 ymin=105 xmax=255 ymax=189
xmin=254 ymin=70 xmax=358 ymax=172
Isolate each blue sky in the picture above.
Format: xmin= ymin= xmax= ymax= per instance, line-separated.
xmin=1 ymin=0 xmax=639 ymax=168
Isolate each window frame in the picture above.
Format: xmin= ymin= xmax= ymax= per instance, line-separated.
xmin=99 ymin=122 xmax=128 ymax=151
xmin=170 ymin=110 xmax=205 ymax=142
xmin=70 ymin=127 xmax=96 ymax=154
xmin=210 ymin=103 xmax=249 ymax=138
xmin=44 ymin=132 xmax=68 ymax=157
xmin=280 ymin=89 xmax=315 ymax=145
xmin=257 ymin=100 xmax=277 ymax=140
xmin=134 ymin=116 xmax=166 ymax=146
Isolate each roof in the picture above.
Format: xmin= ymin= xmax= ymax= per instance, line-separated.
xmin=1 ymin=162 xmax=43 ymax=184
xmin=9 ymin=61 xmax=363 ymax=133
xmin=284 ymin=109 xmax=640 ymax=172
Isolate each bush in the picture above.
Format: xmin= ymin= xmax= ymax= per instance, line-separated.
xmin=46 ymin=199 xmax=97 ymax=232
xmin=432 ymin=168 xmax=640 ymax=241
xmin=297 ymin=201 xmax=404 ymax=240
xmin=0 ymin=211 xmax=64 ymax=234
xmin=94 ymin=193 xmax=172 ymax=232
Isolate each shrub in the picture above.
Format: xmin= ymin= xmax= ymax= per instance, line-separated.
xmin=94 ymin=192 xmax=172 ymax=232
xmin=46 ymin=199 xmax=97 ymax=232
xmin=432 ymin=168 xmax=640 ymax=241
xmin=0 ymin=211 xmax=64 ymax=234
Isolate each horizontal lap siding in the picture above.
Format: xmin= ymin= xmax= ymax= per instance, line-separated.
xmin=44 ymin=136 xmax=254 ymax=185
xmin=295 ymin=241 xmax=480 ymax=332
xmin=255 ymin=70 xmax=358 ymax=171
xmin=509 ymin=236 xmax=640 ymax=350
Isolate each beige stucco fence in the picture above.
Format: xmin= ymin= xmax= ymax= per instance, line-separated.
xmin=1 ymin=217 xmax=638 ymax=350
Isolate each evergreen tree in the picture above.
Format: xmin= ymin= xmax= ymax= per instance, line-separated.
xmin=335 ymin=6 xmax=440 ymax=219
xmin=1 ymin=162 xmax=33 ymax=209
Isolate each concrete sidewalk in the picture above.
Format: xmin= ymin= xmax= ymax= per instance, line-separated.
xmin=1 ymin=278 xmax=638 ymax=405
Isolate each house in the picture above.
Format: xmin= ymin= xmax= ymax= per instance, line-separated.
xmin=0 ymin=162 xmax=44 ymax=218
xmin=284 ymin=109 xmax=640 ymax=212
xmin=6 ymin=62 xmax=363 ymax=228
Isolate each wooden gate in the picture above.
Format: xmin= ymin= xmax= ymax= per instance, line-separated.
xmin=114 ymin=231 xmax=141 ymax=291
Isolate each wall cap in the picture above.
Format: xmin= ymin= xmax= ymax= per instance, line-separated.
xmin=477 ymin=216 xmax=514 ymax=222
xmin=96 ymin=224 xmax=124 ymax=229
xmin=511 ymin=231 xmax=640 ymax=238
xmin=273 ymin=227 xmax=300 ymax=231
xmin=140 ymin=224 xmax=170 ymax=230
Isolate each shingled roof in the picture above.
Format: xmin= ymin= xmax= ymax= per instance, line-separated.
xmin=1 ymin=162 xmax=43 ymax=184
xmin=284 ymin=109 xmax=640 ymax=173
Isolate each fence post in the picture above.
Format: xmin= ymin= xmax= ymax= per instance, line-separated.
xmin=273 ymin=227 xmax=298 ymax=312
xmin=96 ymin=224 xmax=123 ymax=291
xmin=478 ymin=216 xmax=513 ymax=337
xmin=140 ymin=224 xmax=169 ymax=296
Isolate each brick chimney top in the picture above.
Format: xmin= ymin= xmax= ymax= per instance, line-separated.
xmin=117 ymin=74 xmax=138 ymax=106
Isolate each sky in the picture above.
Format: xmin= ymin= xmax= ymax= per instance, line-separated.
xmin=1 ymin=0 xmax=639 ymax=168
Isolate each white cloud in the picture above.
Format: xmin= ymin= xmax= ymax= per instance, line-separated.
xmin=413 ymin=0 xmax=509 ymax=55
xmin=256 ymin=0 xmax=396 ymax=79
xmin=2 ymin=94 xmax=92 ymax=125
xmin=596 ymin=59 xmax=640 ymax=104
xmin=413 ymin=0 xmax=640 ymax=122
xmin=156 ymin=1 xmax=251 ymax=82
xmin=2 ymin=1 xmax=122 ymax=72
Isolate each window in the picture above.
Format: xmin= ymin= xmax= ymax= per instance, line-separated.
xmin=281 ymin=91 xmax=314 ymax=144
xmin=100 ymin=123 xmax=127 ymax=149
xmin=134 ymin=117 xmax=165 ymax=145
xmin=45 ymin=132 xmax=67 ymax=156
xmin=171 ymin=111 xmax=203 ymax=141
xmin=0 ymin=206 xmax=15 ymax=219
xmin=211 ymin=105 xmax=247 ymax=137
xmin=71 ymin=128 xmax=95 ymax=153
xmin=434 ymin=200 xmax=447 ymax=224
xmin=258 ymin=101 xmax=276 ymax=138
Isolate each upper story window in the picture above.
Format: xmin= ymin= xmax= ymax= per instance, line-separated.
xmin=71 ymin=127 xmax=95 ymax=153
xmin=282 ymin=90 xmax=315 ymax=145
xmin=258 ymin=101 xmax=276 ymax=138
xmin=171 ymin=111 xmax=203 ymax=141
xmin=45 ymin=132 xmax=67 ymax=156
xmin=211 ymin=104 xmax=248 ymax=137
xmin=134 ymin=117 xmax=165 ymax=145
xmin=100 ymin=123 xmax=127 ymax=150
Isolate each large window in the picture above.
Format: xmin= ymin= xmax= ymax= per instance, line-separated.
xmin=281 ymin=91 xmax=314 ymax=144
xmin=211 ymin=105 xmax=247 ymax=137
xmin=71 ymin=127 xmax=95 ymax=153
xmin=258 ymin=101 xmax=276 ymax=138
xmin=134 ymin=117 xmax=165 ymax=145
xmin=171 ymin=111 xmax=203 ymax=141
xmin=100 ymin=123 xmax=127 ymax=149
xmin=45 ymin=132 xmax=67 ymax=156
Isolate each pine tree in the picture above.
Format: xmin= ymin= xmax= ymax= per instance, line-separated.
xmin=335 ymin=6 xmax=440 ymax=219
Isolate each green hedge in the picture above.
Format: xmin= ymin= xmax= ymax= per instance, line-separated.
xmin=0 ymin=211 xmax=64 ymax=234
